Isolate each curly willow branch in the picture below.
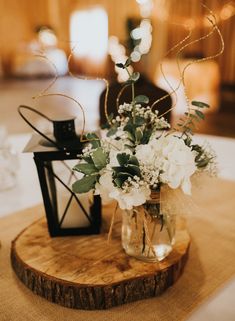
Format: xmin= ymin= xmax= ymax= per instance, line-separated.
xmin=116 ymin=84 xmax=131 ymax=111
xmin=67 ymin=43 xmax=111 ymax=125
xmin=176 ymin=19 xmax=218 ymax=108
xmin=159 ymin=22 xmax=217 ymax=119
xmin=32 ymin=51 xmax=59 ymax=100
xmin=115 ymin=25 xmax=192 ymax=114
xmin=150 ymin=25 xmax=193 ymax=112
xmin=173 ymin=10 xmax=224 ymax=131
xmin=34 ymin=93 xmax=87 ymax=142
xmin=159 ymin=9 xmax=224 ymax=120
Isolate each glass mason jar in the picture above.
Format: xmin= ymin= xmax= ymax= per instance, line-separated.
xmin=121 ymin=191 xmax=176 ymax=262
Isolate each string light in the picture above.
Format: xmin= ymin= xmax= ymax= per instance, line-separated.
xmin=170 ymin=2 xmax=235 ymax=29
xmin=137 ymin=0 xmax=154 ymax=18
xmin=220 ymin=2 xmax=235 ymax=20
xmin=129 ymin=0 xmax=153 ymax=62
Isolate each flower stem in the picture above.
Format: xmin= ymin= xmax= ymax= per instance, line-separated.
xmin=125 ymin=67 xmax=136 ymax=123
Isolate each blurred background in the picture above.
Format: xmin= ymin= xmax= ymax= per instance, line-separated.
xmin=0 ymin=0 xmax=234 ymax=136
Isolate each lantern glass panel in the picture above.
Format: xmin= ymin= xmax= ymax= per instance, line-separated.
xmin=45 ymin=159 xmax=93 ymax=229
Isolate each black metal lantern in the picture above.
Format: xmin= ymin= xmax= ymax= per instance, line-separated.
xmin=19 ymin=105 xmax=101 ymax=237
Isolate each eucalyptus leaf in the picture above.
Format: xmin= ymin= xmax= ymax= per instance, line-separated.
xmin=117 ymin=153 xmax=130 ymax=166
xmin=141 ymin=129 xmax=152 ymax=144
xmin=192 ymin=101 xmax=210 ymax=108
xmin=126 ymin=164 xmax=141 ymax=177
xmin=129 ymin=155 xmax=139 ymax=166
xmin=135 ymin=116 xmax=145 ymax=126
xmin=124 ymin=123 xmax=136 ymax=134
xmin=73 ymin=163 xmax=98 ymax=175
xmin=184 ymin=112 xmax=198 ymax=120
xmin=197 ymin=159 xmax=210 ymax=168
xmin=86 ymin=133 xmax=100 ymax=148
xmin=114 ymin=177 xmax=123 ymax=188
xmin=124 ymin=144 xmax=134 ymax=151
xmin=195 ymin=110 xmax=205 ymax=119
xmin=134 ymin=95 xmax=149 ymax=104
xmin=125 ymin=57 xmax=132 ymax=67
xmin=107 ymin=113 xmax=114 ymax=121
xmin=195 ymin=154 xmax=202 ymax=162
xmin=135 ymin=127 xmax=143 ymax=143
xmin=112 ymin=166 xmax=127 ymax=174
xmin=91 ymin=147 xmax=107 ymax=170
xmin=107 ymin=126 xmax=118 ymax=137
xmin=83 ymin=155 xmax=93 ymax=163
xmin=192 ymin=144 xmax=202 ymax=152
xmin=130 ymin=72 xmax=140 ymax=82
xmin=72 ymin=175 xmax=97 ymax=193
xmin=126 ymin=131 xmax=135 ymax=143
xmin=184 ymin=136 xmax=192 ymax=146
xmin=116 ymin=172 xmax=133 ymax=180
xmin=91 ymin=141 xmax=100 ymax=149
xmin=116 ymin=63 xmax=125 ymax=69
xmin=86 ymin=132 xmax=99 ymax=140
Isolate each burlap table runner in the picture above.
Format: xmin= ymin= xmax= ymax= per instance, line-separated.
xmin=0 ymin=178 xmax=235 ymax=321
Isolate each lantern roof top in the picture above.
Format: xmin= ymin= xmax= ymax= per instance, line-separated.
xmin=23 ymin=133 xmax=83 ymax=153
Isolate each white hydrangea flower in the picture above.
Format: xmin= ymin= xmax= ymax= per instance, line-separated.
xmin=95 ymin=170 xmax=151 ymax=210
xmin=135 ymin=144 xmax=155 ymax=166
xmin=153 ymin=135 xmax=197 ymax=194
xmin=94 ymin=171 xmax=115 ymax=204
xmin=109 ymin=185 xmax=151 ymax=210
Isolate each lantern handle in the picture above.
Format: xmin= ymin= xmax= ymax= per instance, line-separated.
xmin=18 ymin=105 xmax=63 ymax=150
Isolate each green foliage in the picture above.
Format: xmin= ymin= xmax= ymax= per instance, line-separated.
xmin=191 ymin=101 xmax=209 ymax=108
xmin=73 ymin=163 xmax=98 ymax=175
xmin=116 ymin=63 xmax=125 ymax=69
xmin=115 ymin=58 xmax=132 ymax=69
xmin=135 ymin=127 xmax=143 ymax=144
xmin=106 ymin=124 xmax=118 ymax=137
xmin=135 ymin=115 xmax=145 ymax=126
xmin=113 ymin=177 xmax=124 ymax=188
xmin=73 ymin=144 xmax=108 ymax=194
xmin=184 ymin=135 xmax=192 ymax=147
xmin=109 ymin=57 xmax=159 ymax=146
xmin=134 ymin=95 xmax=149 ymax=104
xmin=191 ymin=144 xmax=212 ymax=169
xmin=112 ymin=153 xmax=140 ymax=188
xmin=195 ymin=110 xmax=205 ymax=120
xmin=117 ymin=153 xmax=131 ymax=166
xmin=140 ymin=128 xmax=152 ymax=144
xmin=123 ymin=119 xmax=153 ymax=146
xmin=129 ymin=155 xmax=139 ymax=166
xmin=91 ymin=147 xmax=107 ymax=170
xmin=72 ymin=175 xmax=98 ymax=193
xmin=129 ymin=72 xmax=140 ymax=82
xmin=177 ymin=100 xmax=210 ymax=136
xmin=86 ymin=133 xmax=101 ymax=148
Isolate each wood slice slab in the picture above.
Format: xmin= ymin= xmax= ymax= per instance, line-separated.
xmin=11 ymin=205 xmax=190 ymax=310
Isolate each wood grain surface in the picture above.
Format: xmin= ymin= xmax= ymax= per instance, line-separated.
xmin=11 ymin=205 xmax=190 ymax=309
